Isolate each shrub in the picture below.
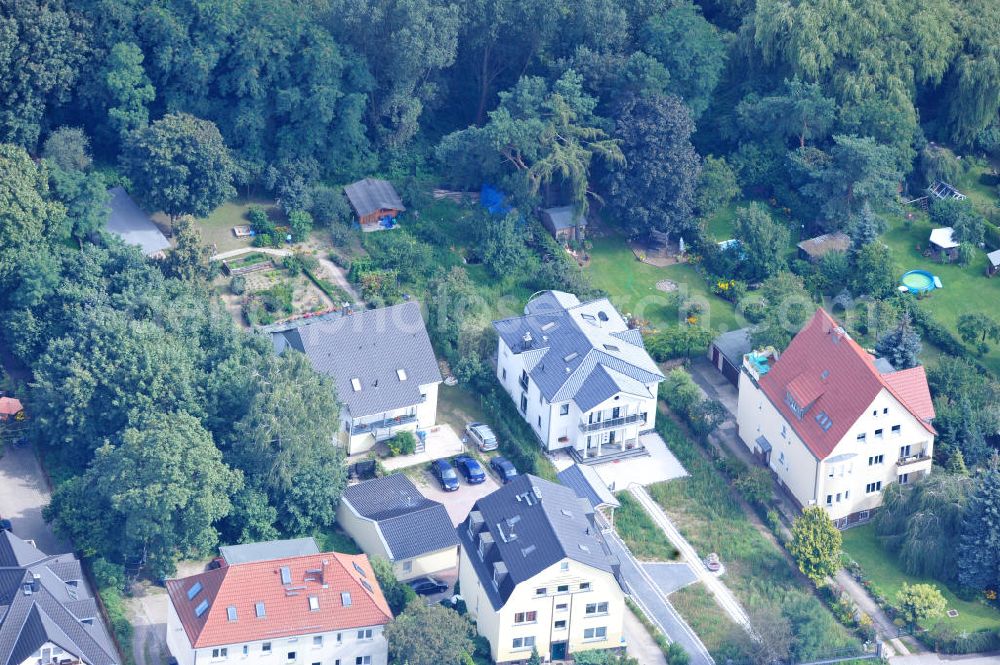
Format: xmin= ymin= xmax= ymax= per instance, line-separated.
xmin=310 ymin=185 xmax=350 ymax=226
xmin=288 ymin=209 xmax=313 ymax=242
xmin=230 ymin=275 xmax=246 ymax=295
xmin=330 ymin=222 xmax=353 ymax=247
xmin=92 ymin=557 xmax=126 ymax=591
xmin=247 ymin=205 xmax=274 ymax=235
xmin=387 ymin=431 xmax=417 ymax=456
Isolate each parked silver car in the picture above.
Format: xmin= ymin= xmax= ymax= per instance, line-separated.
xmin=466 ymin=422 xmax=498 ymax=451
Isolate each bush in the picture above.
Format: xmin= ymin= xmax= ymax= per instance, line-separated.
xmin=387 ymin=431 xmax=417 ymax=456
xmin=310 ymin=185 xmax=350 ymax=226
xmin=288 ymin=209 xmax=313 ymax=242
xmin=330 ymin=222 xmax=353 ymax=247
xmin=247 ymin=205 xmax=274 ymax=235
xmin=92 ymin=557 xmax=126 ymax=591
xmin=230 ymin=275 xmax=246 ymax=295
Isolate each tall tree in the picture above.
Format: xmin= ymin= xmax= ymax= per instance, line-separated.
xmin=605 ymin=93 xmax=700 ymax=239
xmin=122 ymin=112 xmax=236 ymax=221
xmin=384 ymin=601 xmax=475 ymax=665
xmin=895 ymin=583 xmax=947 ymax=628
xmin=852 ymin=241 xmax=895 ymax=299
xmin=230 ymin=352 xmax=345 ymax=535
xmin=642 ymin=1 xmax=727 ymax=118
xmin=789 ymin=506 xmax=842 ymax=584
xmin=957 ymin=312 xmax=1000 ymax=355
xmin=732 ymin=202 xmax=789 ymax=282
xmin=749 ymin=272 xmax=814 ymax=350
xmin=41 ymin=127 xmax=92 ymax=172
xmin=848 ymin=203 xmax=887 ymax=249
xmin=103 ymin=41 xmax=155 ymax=143
xmin=695 ymin=155 xmax=739 ymax=218
xmin=736 ymin=77 xmax=836 ymax=148
xmin=874 ymin=313 xmax=922 ymax=370
xmin=958 ymin=455 xmax=1000 ymax=593
xmin=163 ymin=216 xmax=211 ymax=281
xmin=46 ymin=412 xmax=241 ymax=577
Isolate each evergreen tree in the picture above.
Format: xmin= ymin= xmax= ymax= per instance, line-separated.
xmin=958 ymin=456 xmax=1000 ymax=592
xmin=848 ymin=203 xmax=887 ymax=249
xmin=947 ymin=448 xmax=969 ymax=476
xmin=875 ymin=313 xmax=922 ymax=370
xmin=789 ymin=506 xmax=842 ymax=584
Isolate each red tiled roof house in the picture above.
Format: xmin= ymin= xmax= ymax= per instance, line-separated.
xmin=736 ymin=309 xmax=935 ymax=528
xmin=166 ymin=545 xmax=392 ymax=665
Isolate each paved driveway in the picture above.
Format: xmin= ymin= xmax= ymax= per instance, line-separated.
xmin=412 ymin=466 xmax=501 ymax=526
xmin=593 ymin=431 xmax=689 ymax=490
xmin=0 ymin=444 xmax=69 ymax=554
xmin=642 ymin=562 xmax=698 ymax=595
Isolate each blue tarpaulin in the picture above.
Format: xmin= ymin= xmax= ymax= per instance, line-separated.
xmin=480 ymin=184 xmax=512 ymax=216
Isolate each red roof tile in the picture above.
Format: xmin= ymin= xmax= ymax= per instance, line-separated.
xmin=758 ymin=309 xmax=935 ymax=460
xmin=166 ymin=552 xmax=392 ymax=648
xmin=0 ymin=397 xmax=23 ymax=416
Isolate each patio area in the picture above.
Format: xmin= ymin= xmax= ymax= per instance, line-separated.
xmin=551 ymin=431 xmax=688 ymax=489
xmin=379 ymin=423 xmax=464 ymax=472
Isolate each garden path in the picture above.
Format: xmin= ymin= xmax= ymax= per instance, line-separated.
xmin=210 ymin=246 xmax=291 ymax=261
xmin=835 ymin=569 xmax=912 ymax=657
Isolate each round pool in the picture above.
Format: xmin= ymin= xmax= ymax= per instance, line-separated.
xmin=900 ymin=269 xmax=936 ymax=293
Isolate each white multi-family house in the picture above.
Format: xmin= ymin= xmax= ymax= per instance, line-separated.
xmin=166 ymin=541 xmax=392 ymax=665
xmin=493 ymin=291 xmax=664 ymax=462
xmin=737 ymin=309 xmax=936 ymax=527
xmin=457 ymin=475 xmax=625 ymax=664
xmin=271 ymin=301 xmax=443 ymax=456
xmin=0 ymin=531 xmax=120 ymax=665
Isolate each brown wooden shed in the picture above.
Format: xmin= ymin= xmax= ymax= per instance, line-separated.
xmin=344 ymin=178 xmax=405 ymax=230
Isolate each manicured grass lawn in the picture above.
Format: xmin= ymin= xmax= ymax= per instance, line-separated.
xmin=704 ymin=203 xmax=739 ymax=242
xmin=881 ymin=213 xmax=1000 ymax=374
xmin=648 ymin=417 xmax=858 ymax=660
xmin=586 ymin=235 xmax=740 ymax=333
xmin=951 ymin=158 xmax=1000 ymax=215
xmin=615 ymin=492 xmax=680 ymax=562
xmin=841 ymin=524 xmax=1000 ymax=634
xmin=197 ymin=197 xmax=279 ymax=253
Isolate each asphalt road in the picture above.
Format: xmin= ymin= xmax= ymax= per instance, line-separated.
xmin=0 ymin=443 xmax=69 ymax=554
xmin=604 ymin=527 xmax=715 ymax=665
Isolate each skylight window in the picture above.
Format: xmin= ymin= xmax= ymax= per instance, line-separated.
xmin=396 ymin=368 xmax=407 ymax=381
xmin=541 ymin=321 xmax=556 ymax=332
xmin=226 ymin=606 xmax=237 ymax=622
xmin=360 ymin=579 xmax=373 ymax=594
xmin=255 ymin=602 xmax=266 ymax=618
xmin=815 ymin=411 xmax=833 ymax=432
xmin=194 ymin=599 xmax=210 ymax=617
xmin=563 ymin=352 xmax=578 ymax=362
xmin=341 ymin=592 xmax=352 ymax=607
xmin=352 ymin=562 xmax=367 ymax=578
xmin=280 ymin=566 xmax=292 ymax=585
xmin=308 ymin=596 xmax=319 ymax=611
xmin=187 ymin=582 xmax=203 ymax=600
xmin=351 ymin=378 xmax=362 ymax=392
xmin=603 ymin=344 xmax=619 ymax=352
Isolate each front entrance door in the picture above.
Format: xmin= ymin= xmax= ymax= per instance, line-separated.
xmin=609 ymin=430 xmax=617 ymax=445
xmin=550 ymin=641 xmax=567 ymax=660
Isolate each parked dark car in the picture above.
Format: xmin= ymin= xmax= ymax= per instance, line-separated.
xmin=0 ymin=518 xmax=12 ymax=532
xmin=408 ymin=576 xmax=449 ymax=595
xmin=454 ymin=456 xmax=486 ymax=484
xmin=489 ymin=456 xmax=518 ymax=484
xmin=430 ymin=458 xmax=459 ymax=491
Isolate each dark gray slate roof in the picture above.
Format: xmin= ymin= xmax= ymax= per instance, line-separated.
xmin=344 ymin=178 xmax=405 ymax=217
xmin=342 ymin=475 xmax=458 ymax=561
xmin=540 ymin=206 xmax=585 ymax=231
xmin=0 ymin=532 xmax=119 ymax=665
xmin=557 ymin=464 xmax=620 ymax=510
xmin=457 ymin=475 xmax=620 ymax=610
xmin=493 ymin=291 xmax=663 ymax=410
xmin=712 ymin=328 xmax=752 ymax=368
xmin=271 ymin=302 xmax=442 ymax=418
xmin=104 ymin=187 xmax=170 ymax=256
xmin=219 ymin=538 xmax=319 ymax=565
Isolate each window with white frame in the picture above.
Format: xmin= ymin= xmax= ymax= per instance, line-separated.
xmin=857 ymin=433 xmax=866 ymax=443
xmin=355 ymin=658 xmax=371 ymax=665
xmin=357 ymin=629 xmax=373 ymax=640
xmin=826 ymin=495 xmax=832 ymax=506
xmin=584 ymin=627 xmax=608 ymax=641
xmin=262 ymin=643 xmax=272 ymax=655
xmin=865 ymin=481 xmax=882 ymax=494
xmin=511 ymin=637 xmax=536 ymax=651
xmin=585 ymin=602 xmax=609 ymax=615
xmin=868 ymin=454 xmax=884 ymax=466
xmin=891 ymin=424 xmax=901 ymax=437
xmin=560 ymin=403 xmax=569 ymax=415
xmin=212 ymin=649 xmax=228 ymax=660
xmin=514 ymin=611 xmax=537 ymax=624
xmin=285 ymin=653 xmax=295 ymax=662
xmin=560 ymin=561 xmax=569 ymax=572
xmin=312 ymin=636 xmax=322 ymax=648
xmin=875 ymin=428 xmax=883 ymax=439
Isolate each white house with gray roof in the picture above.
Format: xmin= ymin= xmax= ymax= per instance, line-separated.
xmin=0 ymin=532 xmax=119 ymax=665
xmin=493 ymin=291 xmax=664 ymax=462
xmin=271 ymin=302 xmax=442 ymax=456
xmin=457 ymin=475 xmax=624 ymax=663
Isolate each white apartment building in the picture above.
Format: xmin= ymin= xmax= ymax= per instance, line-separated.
xmin=493 ymin=291 xmax=664 ymax=462
xmin=457 ymin=475 xmax=625 ymax=663
xmin=737 ymin=309 xmax=936 ymax=527
xmin=166 ymin=544 xmax=392 ymax=665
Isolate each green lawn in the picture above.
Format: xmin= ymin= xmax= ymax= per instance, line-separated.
xmin=842 ymin=524 xmax=1000 ymax=634
xmin=669 ymin=582 xmax=742 ymax=657
xmin=615 ymin=492 xmax=680 ymax=562
xmin=585 ymin=235 xmax=740 ymax=333
xmin=704 ymin=203 xmax=740 ymax=242
xmin=314 ymin=527 xmax=362 ymax=554
xmin=881 ymin=213 xmax=1000 ymax=374
xmin=197 ymin=197 xmax=280 ymax=253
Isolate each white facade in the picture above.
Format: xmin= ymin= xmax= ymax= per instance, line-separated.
xmin=459 ymin=549 xmax=625 ymax=663
xmin=166 ymin=601 xmax=388 ymax=665
xmin=338 ymin=381 xmax=439 ymax=456
xmin=495 ymin=336 xmax=658 ymax=457
xmin=737 ymin=360 xmax=934 ymax=524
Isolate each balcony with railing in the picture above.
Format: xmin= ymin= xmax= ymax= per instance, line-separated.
xmin=352 ymin=413 xmax=418 ymax=435
xmin=578 ymin=412 xmax=646 ymax=433
xmin=897 ymin=451 xmax=932 ymax=468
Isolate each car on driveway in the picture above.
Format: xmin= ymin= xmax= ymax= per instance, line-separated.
xmin=408 ymin=576 xmax=449 ymax=596
xmin=430 ymin=459 xmax=459 ymax=491
xmin=454 ymin=456 xmax=486 ymax=484
xmin=465 ymin=422 xmax=498 ymax=451
xmin=489 ymin=456 xmax=518 ymax=484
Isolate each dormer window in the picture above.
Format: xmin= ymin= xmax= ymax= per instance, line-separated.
xmin=784 ymin=391 xmax=804 ymax=419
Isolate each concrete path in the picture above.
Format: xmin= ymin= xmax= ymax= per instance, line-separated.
xmin=604 ymin=527 xmax=714 ymax=665
xmin=0 ymin=443 xmax=69 ymax=554
xmin=210 ymin=246 xmax=291 ymax=261
xmin=890 ymin=652 xmax=1000 ymax=665
xmin=314 ymin=254 xmax=361 ymax=304
xmin=629 ymin=484 xmax=753 ymax=633
xmin=836 ymin=569 xmax=911 ymax=656
xmin=623 ymin=607 xmax=668 ymax=665
xmin=642 ymin=562 xmax=698 ymax=594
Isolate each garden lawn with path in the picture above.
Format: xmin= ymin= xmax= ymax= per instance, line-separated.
xmin=197 ymin=196 xmax=280 ymax=253
xmin=841 ymin=523 xmax=1000 ymax=635
xmin=586 ymin=235 xmax=741 ymax=333
xmin=616 ymin=491 xmax=681 ymax=562
xmin=881 ymin=212 xmax=1000 ymax=374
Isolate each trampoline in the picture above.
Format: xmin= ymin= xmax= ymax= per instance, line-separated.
xmin=900 ymin=269 xmax=937 ymax=294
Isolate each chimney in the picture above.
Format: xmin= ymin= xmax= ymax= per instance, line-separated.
xmin=522 ymin=331 xmax=533 ymax=350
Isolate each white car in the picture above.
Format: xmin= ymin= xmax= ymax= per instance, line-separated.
xmin=466 ymin=422 xmax=498 ymax=451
